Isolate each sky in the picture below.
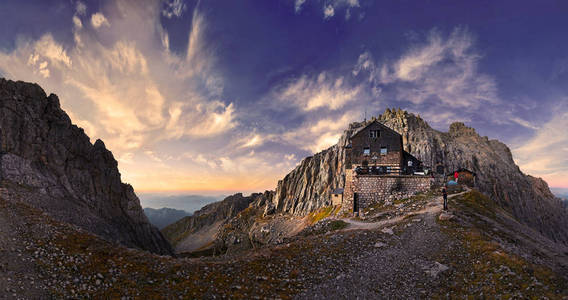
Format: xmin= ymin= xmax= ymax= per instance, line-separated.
xmin=0 ymin=0 xmax=567 ymax=193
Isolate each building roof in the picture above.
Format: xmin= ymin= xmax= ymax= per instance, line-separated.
xmin=350 ymin=119 xmax=401 ymax=139
xmin=332 ymin=188 xmax=344 ymax=194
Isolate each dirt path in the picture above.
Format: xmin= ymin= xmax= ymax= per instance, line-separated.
xmin=297 ymin=193 xmax=463 ymax=299
xmin=342 ymin=191 xmax=468 ymax=231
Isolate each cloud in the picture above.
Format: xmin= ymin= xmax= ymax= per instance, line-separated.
xmin=72 ymin=16 xmax=82 ymax=29
xmin=294 ymin=0 xmax=360 ymax=20
xmin=162 ymin=0 xmax=186 ymax=18
xmin=513 ymin=106 xmax=568 ymax=188
xmin=275 ymin=71 xmax=363 ymax=111
xmin=281 ymin=112 xmax=356 ymax=153
xmin=295 ymin=0 xmax=306 ymax=13
xmin=34 ymin=35 xmax=72 ymax=68
xmin=0 ymin=0 xmax=239 ymax=191
xmin=239 ymin=133 xmax=264 ymax=149
xmin=510 ymin=117 xmax=540 ymax=130
xmin=76 ymin=1 xmax=87 ymax=16
xmin=355 ymin=28 xmax=499 ymax=109
xmin=323 ymin=5 xmax=335 ymax=19
xmin=91 ymin=12 xmax=110 ymax=28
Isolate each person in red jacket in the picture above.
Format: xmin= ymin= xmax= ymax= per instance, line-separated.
xmin=454 ymin=171 xmax=459 ymax=183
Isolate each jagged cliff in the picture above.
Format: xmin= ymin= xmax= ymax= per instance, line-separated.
xmin=272 ymin=125 xmax=353 ymax=215
xmin=0 ymin=78 xmax=172 ymax=255
xmin=272 ymin=108 xmax=568 ymax=244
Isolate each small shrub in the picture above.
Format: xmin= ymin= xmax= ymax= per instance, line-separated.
xmin=328 ymin=220 xmax=348 ymax=231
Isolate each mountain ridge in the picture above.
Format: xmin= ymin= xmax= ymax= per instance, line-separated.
xmin=0 ymin=78 xmax=172 ymax=255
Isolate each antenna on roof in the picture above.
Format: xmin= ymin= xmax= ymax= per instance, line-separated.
xmin=364 ymin=109 xmax=367 ymax=123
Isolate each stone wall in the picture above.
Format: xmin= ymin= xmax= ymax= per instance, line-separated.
xmin=343 ymin=170 xmax=355 ymax=212
xmin=342 ymin=169 xmax=433 ymax=213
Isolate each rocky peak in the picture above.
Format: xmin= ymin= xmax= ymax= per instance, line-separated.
xmin=271 ymin=107 xmax=568 ymax=244
xmin=448 ymin=122 xmax=477 ymax=137
xmin=0 ymin=78 xmax=172 ymax=255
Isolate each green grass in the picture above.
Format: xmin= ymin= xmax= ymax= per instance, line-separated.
xmin=328 ymin=220 xmax=348 ymax=231
xmin=308 ymin=206 xmax=335 ymax=225
xmin=435 ymin=190 xmax=568 ymax=297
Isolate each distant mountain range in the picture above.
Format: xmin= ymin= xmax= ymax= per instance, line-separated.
xmin=140 ymin=194 xmax=225 ymax=229
xmin=143 ymin=207 xmax=191 ymax=229
xmin=551 ymin=188 xmax=568 ymax=207
xmin=138 ymin=194 xmax=224 ymax=213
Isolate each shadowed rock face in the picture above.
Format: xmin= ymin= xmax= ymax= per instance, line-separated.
xmin=0 ymin=78 xmax=173 ymax=255
xmin=272 ymin=108 xmax=568 ymax=244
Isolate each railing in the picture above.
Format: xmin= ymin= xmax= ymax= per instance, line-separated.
xmin=354 ymin=166 xmax=430 ymax=176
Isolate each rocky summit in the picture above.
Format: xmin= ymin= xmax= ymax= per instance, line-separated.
xmin=272 ymin=108 xmax=568 ymax=244
xmin=0 ymin=78 xmax=172 ymax=255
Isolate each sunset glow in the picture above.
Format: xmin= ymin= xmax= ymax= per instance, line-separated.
xmin=1 ymin=0 xmax=567 ymax=192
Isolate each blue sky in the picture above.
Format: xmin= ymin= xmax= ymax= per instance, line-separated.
xmin=0 ymin=0 xmax=567 ymax=192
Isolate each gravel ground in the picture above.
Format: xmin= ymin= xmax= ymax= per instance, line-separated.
xmin=298 ymin=200 xmax=456 ymax=299
xmin=1 ymin=190 xmax=567 ymax=299
xmin=0 ymin=197 xmax=49 ymax=299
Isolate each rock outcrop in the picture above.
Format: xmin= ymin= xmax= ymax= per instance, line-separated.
xmin=0 ymin=78 xmax=172 ymax=255
xmin=378 ymin=108 xmax=568 ymax=244
xmin=272 ymin=126 xmax=354 ymax=215
xmin=271 ymin=108 xmax=568 ymax=244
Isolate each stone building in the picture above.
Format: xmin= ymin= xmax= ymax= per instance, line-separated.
xmin=345 ymin=120 xmax=421 ymax=174
xmin=341 ymin=120 xmax=433 ymax=213
xmin=331 ymin=188 xmax=344 ymax=206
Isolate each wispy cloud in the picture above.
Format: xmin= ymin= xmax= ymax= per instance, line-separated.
xmin=0 ymin=0 xmax=239 ymax=191
xmin=162 ymin=0 xmax=186 ymax=18
xmin=323 ymin=5 xmax=335 ymax=19
xmin=91 ymin=12 xmax=110 ymax=28
xmin=295 ymin=0 xmax=360 ymax=20
xmin=513 ymin=104 xmax=568 ymax=188
xmin=280 ymin=112 xmax=357 ymax=153
xmin=294 ymin=0 xmax=306 ymax=13
xmin=75 ymin=1 xmax=87 ymax=16
xmin=274 ymin=71 xmax=363 ymax=111
xmin=355 ymin=28 xmax=499 ymax=109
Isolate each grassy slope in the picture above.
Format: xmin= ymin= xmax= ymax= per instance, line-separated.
xmin=436 ymin=190 xmax=568 ymax=297
xmin=3 ymin=188 xmax=567 ymax=298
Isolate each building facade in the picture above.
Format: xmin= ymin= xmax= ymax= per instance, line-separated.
xmin=339 ymin=120 xmax=433 ymax=213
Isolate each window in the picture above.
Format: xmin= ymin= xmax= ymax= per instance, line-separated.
xmin=369 ymin=130 xmax=380 ymax=138
xmin=363 ymin=147 xmax=370 ymax=155
xmin=380 ymin=147 xmax=387 ymax=155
